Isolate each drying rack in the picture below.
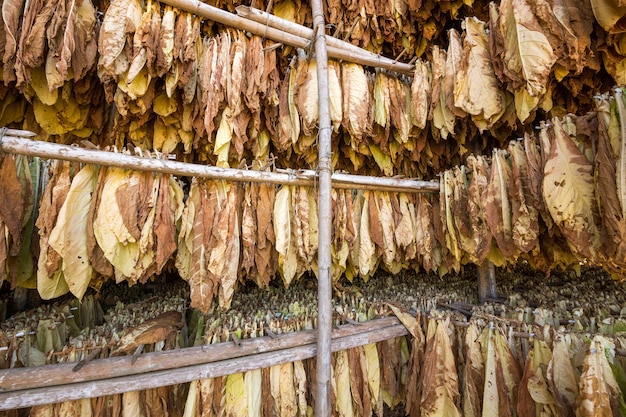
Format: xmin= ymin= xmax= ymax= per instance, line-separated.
xmin=0 ymin=0 xmax=498 ymax=411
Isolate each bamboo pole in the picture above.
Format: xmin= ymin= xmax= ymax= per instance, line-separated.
xmin=235 ymin=5 xmax=413 ymax=75
xmin=159 ymin=0 xmax=415 ymax=76
xmin=0 ymin=317 xmax=400 ymax=393
xmin=0 ymin=134 xmax=439 ymax=192
xmin=0 ymin=323 xmax=409 ymax=410
xmin=309 ymin=1 xmax=334 ymax=416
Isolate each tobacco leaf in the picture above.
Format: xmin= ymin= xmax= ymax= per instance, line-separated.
xmin=442 ymin=170 xmax=462 ymax=271
xmin=86 ymin=166 xmax=113 ymax=278
xmin=542 ymin=118 xmax=600 ymax=260
xmin=445 ymin=29 xmax=466 ymax=119
xmin=594 ymin=94 xmax=626 ymax=266
xmin=274 ymin=185 xmax=298 ymax=286
xmin=112 ymin=311 xmax=182 ymax=356
xmin=499 ymin=0 xmax=556 ymax=96
xmin=153 ymin=175 xmax=183 ymax=274
xmin=454 ymin=17 xmax=503 ymax=126
xmin=48 ymin=164 xmax=97 ymax=300
xmin=218 ymin=183 xmax=241 ymax=309
xmin=429 ymin=46 xmax=455 ymax=140
xmin=411 ymin=59 xmax=431 ymax=130
xmin=462 ymin=322 xmax=484 ymax=417
xmin=466 ymin=155 xmax=492 ymax=263
xmin=2 ymin=0 xmax=25 ymax=83
xmin=547 ymin=334 xmax=579 ymax=416
xmin=359 ymin=191 xmax=378 ymax=279
xmin=419 ymin=318 xmax=462 ymax=417
xmin=378 ymin=192 xmax=399 ymax=272
xmin=0 ymin=155 xmax=24 ymax=255
xmin=576 ymin=337 xmax=616 ymax=417
xmin=295 ymin=58 xmax=318 ymax=137
xmin=240 ymin=183 xmax=257 ymax=278
xmin=36 ymin=161 xmax=71 ymax=284
xmin=508 ymin=140 xmax=540 ymax=253
xmin=98 ymin=0 xmax=137 ymax=74
xmin=13 ymin=0 xmax=44 ymax=87
xmin=485 ymin=149 xmax=519 ymax=258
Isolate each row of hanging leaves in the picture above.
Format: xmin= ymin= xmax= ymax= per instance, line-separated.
xmin=19 ymin=306 xmax=626 ymax=417
xmin=0 ymin=0 xmax=623 ymax=181
xmin=1 ymin=87 xmax=625 ymax=311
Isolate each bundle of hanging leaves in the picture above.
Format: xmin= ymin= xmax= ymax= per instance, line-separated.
xmin=0 ymin=0 xmax=623 ymax=180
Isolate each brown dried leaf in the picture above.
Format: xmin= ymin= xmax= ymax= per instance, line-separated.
xmin=218 ymin=183 xmax=241 ymax=309
xmin=2 ymin=0 xmax=25 ymax=83
xmin=419 ymin=318 xmax=462 ymax=417
xmin=153 ymin=175 xmax=182 ymax=274
xmin=485 ymin=149 xmax=518 ymax=258
xmin=0 ymin=155 xmax=24 ymax=255
xmin=467 ymin=155 xmax=492 ymax=263
xmin=509 ymin=140 xmax=540 ymax=253
xmin=112 ymin=311 xmax=182 ymax=355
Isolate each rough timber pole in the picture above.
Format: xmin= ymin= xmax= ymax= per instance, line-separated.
xmin=309 ymin=0 xmax=333 ymax=415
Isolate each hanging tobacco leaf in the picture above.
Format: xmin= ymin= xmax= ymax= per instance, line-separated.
xmin=542 ymin=117 xmax=601 ymax=260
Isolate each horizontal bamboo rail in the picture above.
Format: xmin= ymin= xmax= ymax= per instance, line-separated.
xmin=160 ymin=0 xmax=415 ymax=76
xmin=235 ymin=5 xmax=409 ymax=73
xmin=0 ymin=133 xmax=440 ymax=193
xmin=0 ymin=318 xmax=408 ymax=410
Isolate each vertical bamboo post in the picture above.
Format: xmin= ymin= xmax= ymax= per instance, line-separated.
xmin=309 ymin=0 xmax=333 ymax=415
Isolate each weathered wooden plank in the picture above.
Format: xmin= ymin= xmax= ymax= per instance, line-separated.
xmin=0 ymin=317 xmax=402 ymax=393
xmin=0 ymin=324 xmax=408 ymax=410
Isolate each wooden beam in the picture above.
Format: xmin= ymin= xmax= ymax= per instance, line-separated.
xmin=0 ymin=317 xmax=400 ymax=393
xmin=0 ymin=323 xmax=408 ymax=410
xmin=159 ymin=0 xmax=414 ymax=75
xmin=235 ymin=6 xmax=413 ymax=75
xmin=0 ymin=134 xmax=439 ymax=193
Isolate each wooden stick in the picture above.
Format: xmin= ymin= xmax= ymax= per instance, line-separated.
xmin=0 ymin=134 xmax=439 ymax=193
xmin=235 ymin=5 xmax=412 ymax=75
xmin=0 ymin=317 xmax=401 ymax=393
xmin=0 ymin=323 xmax=408 ymax=410
xmin=159 ymin=0 xmax=414 ymax=76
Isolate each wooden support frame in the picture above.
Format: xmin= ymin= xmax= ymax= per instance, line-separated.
xmin=0 ymin=318 xmax=408 ymax=410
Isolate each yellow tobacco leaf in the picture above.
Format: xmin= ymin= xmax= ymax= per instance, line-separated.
xmin=342 ymin=62 xmax=371 ymax=139
xmin=358 ymin=192 xmax=378 ymax=280
xmin=215 ymin=107 xmax=234 ymax=168
xmin=500 ymin=0 xmax=556 ymax=97
xmin=368 ymin=144 xmax=394 ymax=176
xmin=48 ymin=165 xmax=97 ymax=300
xmin=454 ymin=17 xmax=503 ymax=124
xmin=295 ymin=58 xmax=318 ymax=137
xmin=328 ymin=61 xmax=343 ymax=132
xmin=411 ymin=59 xmax=431 ymax=129
xmin=274 ymin=186 xmax=298 ymax=286
xmin=548 ymin=334 xmax=579 ymax=414
xmin=591 ymin=0 xmax=626 ymax=32
xmin=335 ymin=350 xmax=355 ymax=417
xmin=225 ymin=373 xmax=248 ymax=417
xmin=542 ymin=118 xmax=600 ymax=260
xmin=373 ymin=71 xmax=390 ymax=128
